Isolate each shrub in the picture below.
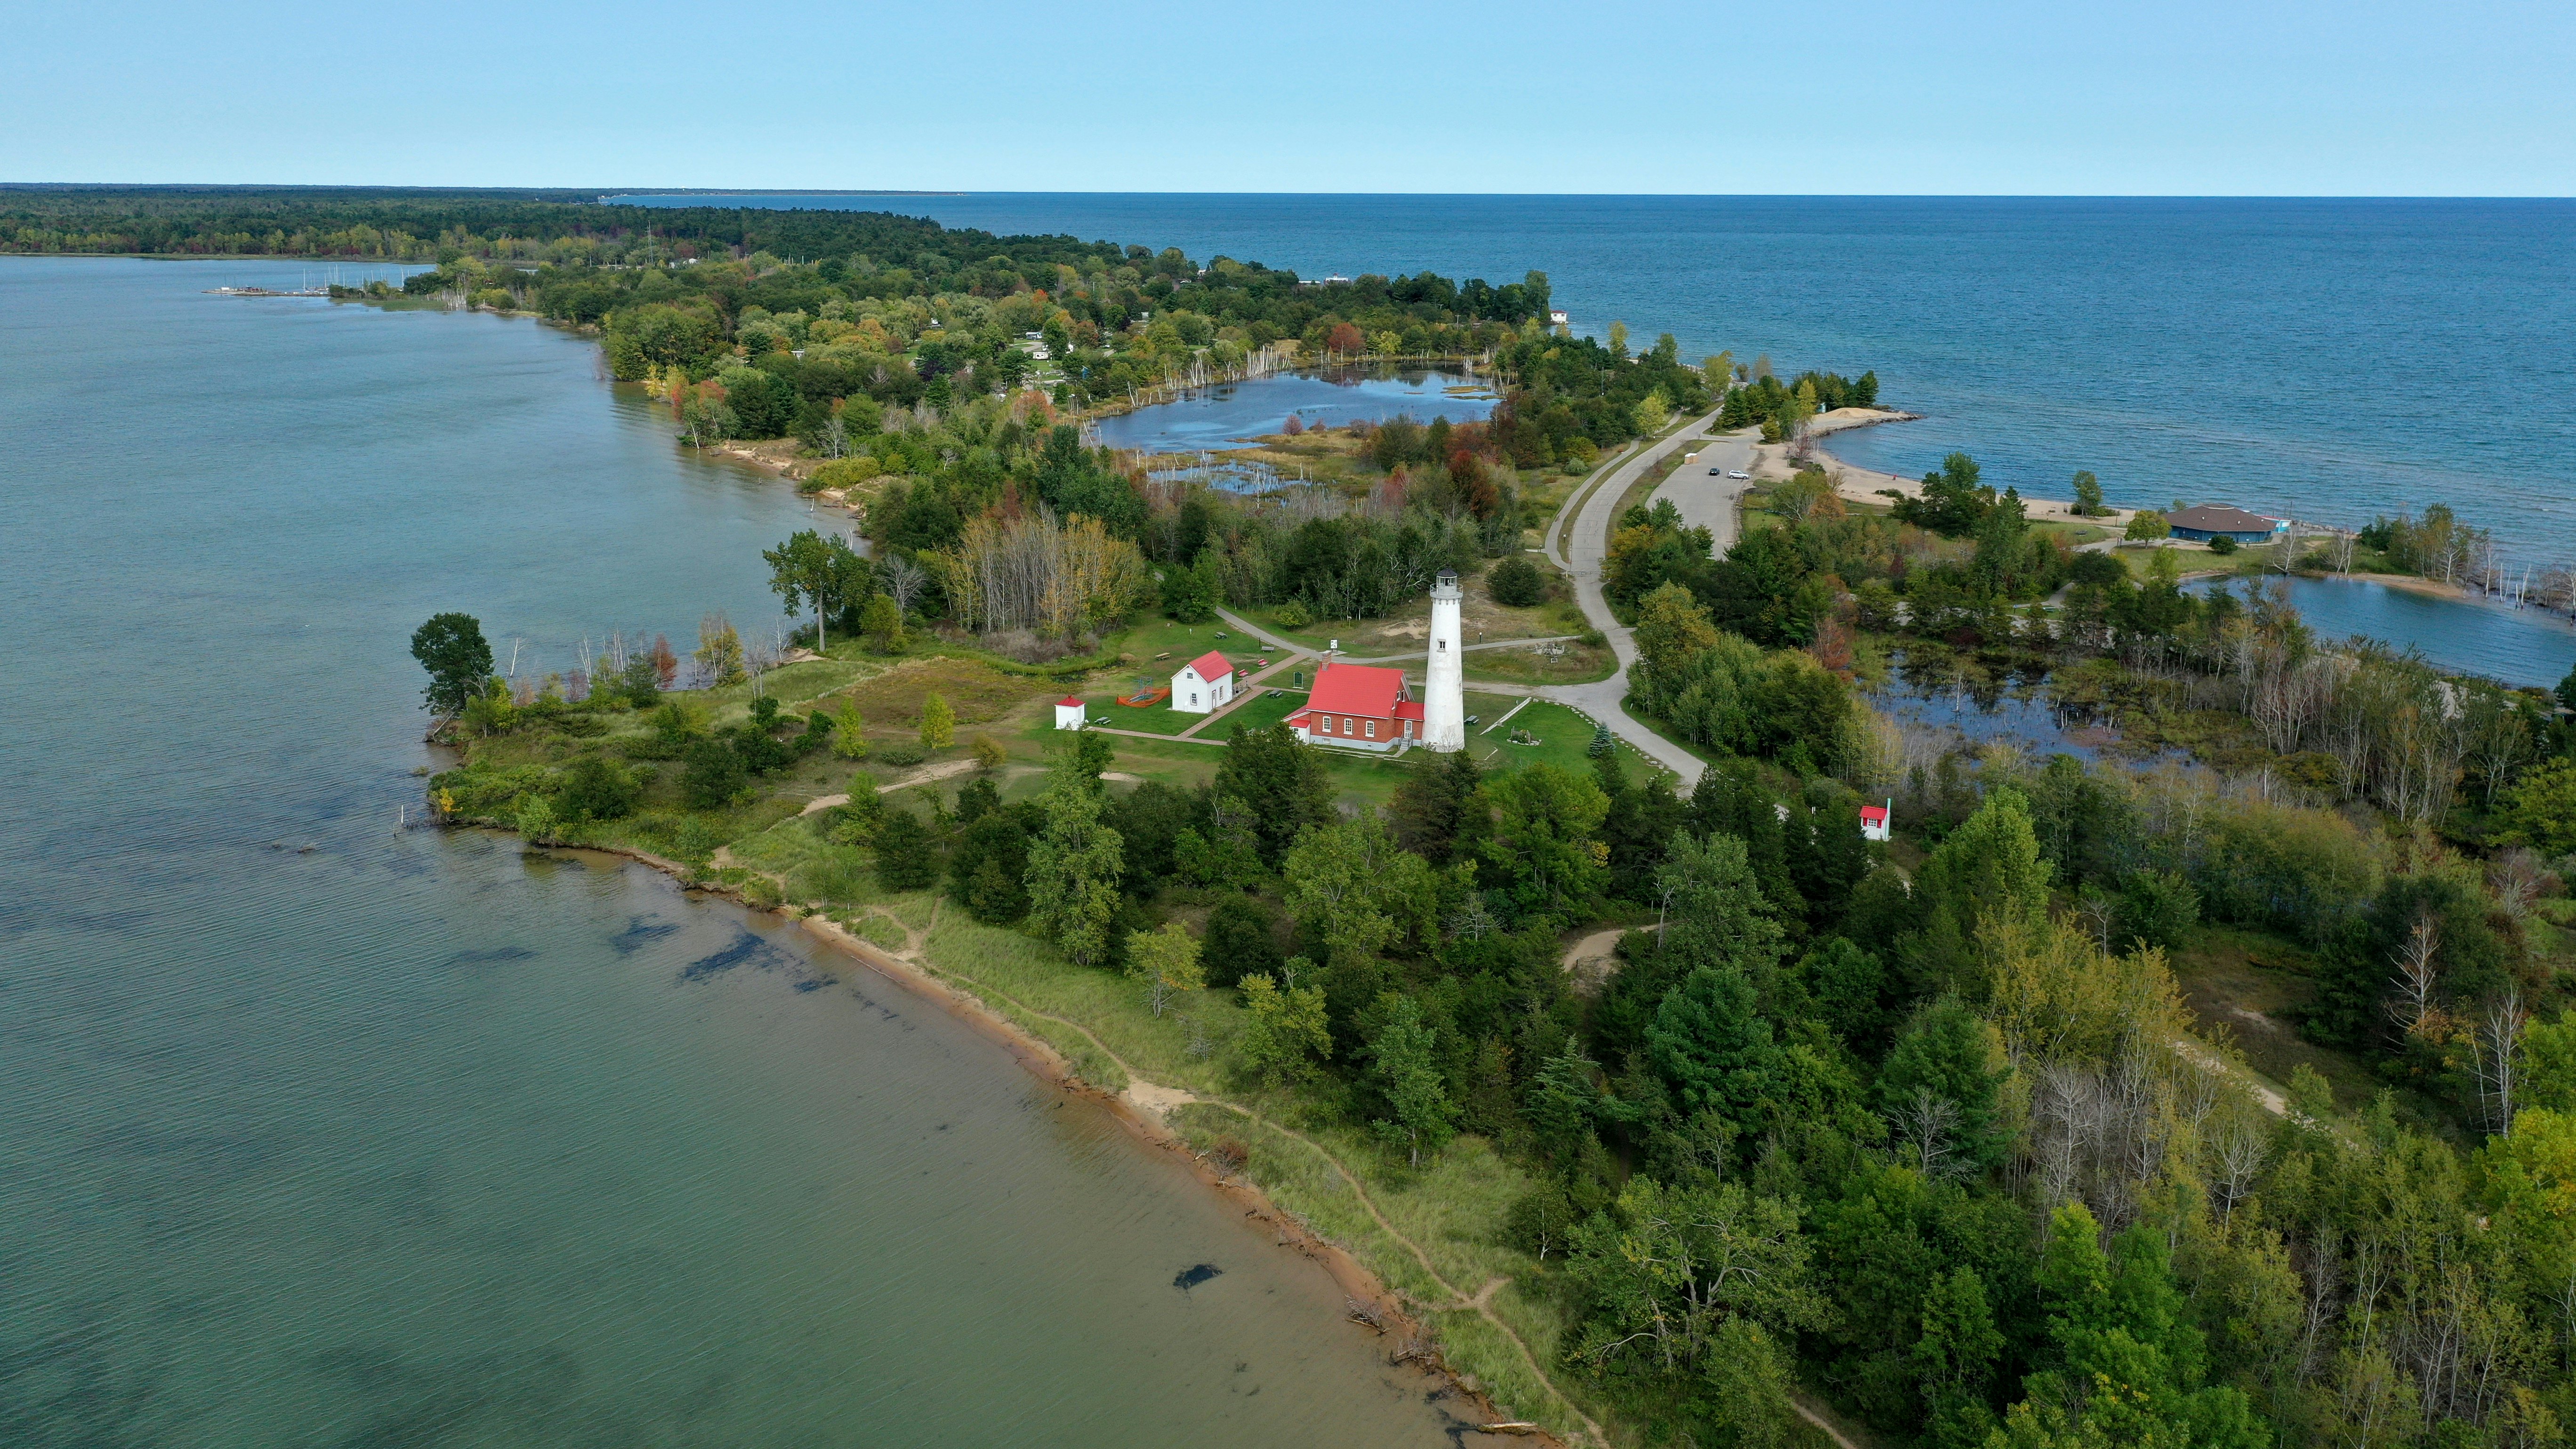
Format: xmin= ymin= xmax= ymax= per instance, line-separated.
xmin=2206 ymin=533 xmax=2239 ymax=555
xmin=681 ymin=739 xmax=747 ymax=809
xmin=805 ymin=456 xmax=882 ymax=494
xmin=875 ymin=742 xmax=928 ymax=768
xmin=1273 ymin=599 xmax=1312 ymax=628
xmin=1488 ymin=556 xmax=1546 ymax=607
xmin=558 ymin=756 xmax=638 ymax=821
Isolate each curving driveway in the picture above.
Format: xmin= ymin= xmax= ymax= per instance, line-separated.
xmin=1214 ymin=413 xmax=1743 ymax=788
xmin=1532 ymin=413 xmax=1736 ymax=784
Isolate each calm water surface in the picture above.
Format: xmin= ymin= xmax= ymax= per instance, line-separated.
xmin=1093 ymin=367 xmax=1493 ymax=453
xmin=2190 ymin=575 xmax=2576 ymax=688
xmin=629 ymin=194 xmax=2576 ymax=570
xmin=0 ymin=258 xmax=1457 ymax=1446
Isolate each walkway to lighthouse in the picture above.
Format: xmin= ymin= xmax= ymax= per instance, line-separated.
xmin=1201 ymin=411 xmax=1751 ymax=787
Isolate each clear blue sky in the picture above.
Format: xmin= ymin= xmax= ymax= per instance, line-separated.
xmin=8 ymin=0 xmax=2570 ymax=194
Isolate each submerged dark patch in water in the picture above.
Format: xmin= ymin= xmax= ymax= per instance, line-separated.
xmin=444 ymin=946 xmax=535 ymax=967
xmin=1173 ymin=1263 xmax=1223 ymax=1291
xmin=792 ymin=979 xmax=823 ymax=992
xmin=611 ymin=916 xmax=680 ymax=955
xmin=678 ymin=929 xmax=796 ymax=983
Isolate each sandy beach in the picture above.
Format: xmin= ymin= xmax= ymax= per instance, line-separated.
xmin=1769 ymin=407 xmax=2143 ymax=528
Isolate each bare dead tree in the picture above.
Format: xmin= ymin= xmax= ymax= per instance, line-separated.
xmin=880 ymin=554 xmax=929 ymax=616
xmin=2387 ymin=914 xmax=2441 ymax=1039
xmin=2470 ymin=990 xmax=2528 ymax=1136
xmin=1892 ymin=1087 xmax=1962 ymax=1179
xmin=2210 ymin=1107 xmax=2270 ymax=1225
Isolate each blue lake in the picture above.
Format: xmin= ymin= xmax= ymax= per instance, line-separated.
xmin=1092 ymin=366 xmax=1493 ymax=454
xmin=2192 ymin=575 xmax=2576 ymax=688
xmin=625 ymin=194 xmax=2576 ymax=571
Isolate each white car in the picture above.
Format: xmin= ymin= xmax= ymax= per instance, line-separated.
xmin=1726 ymin=469 xmax=1751 ymax=480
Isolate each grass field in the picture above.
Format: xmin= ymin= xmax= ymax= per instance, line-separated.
xmin=1240 ymin=583 xmax=1588 ymax=659
xmin=1465 ymin=638 xmax=1616 ymax=686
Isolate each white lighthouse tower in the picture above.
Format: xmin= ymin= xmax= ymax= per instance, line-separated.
xmin=1424 ymin=569 xmax=1466 ymax=751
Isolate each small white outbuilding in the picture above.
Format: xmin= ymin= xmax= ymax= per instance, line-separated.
xmin=1171 ymin=650 xmax=1235 ymax=715
xmin=1860 ymin=800 xmax=1892 ymax=842
xmin=1054 ymin=696 xmax=1087 ymax=730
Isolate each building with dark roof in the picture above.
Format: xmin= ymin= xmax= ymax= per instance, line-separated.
xmin=2166 ymin=505 xmax=2287 ymax=544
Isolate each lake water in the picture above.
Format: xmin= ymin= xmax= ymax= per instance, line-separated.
xmin=2190 ymin=575 xmax=2576 ymax=688
xmin=625 ymin=194 xmax=2576 ymax=573
xmin=0 ymin=258 xmax=1458 ymax=1446
xmin=1092 ymin=366 xmax=1494 ymax=454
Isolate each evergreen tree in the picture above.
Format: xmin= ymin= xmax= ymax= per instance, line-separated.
xmin=872 ymin=807 xmax=942 ymax=890
xmin=1879 ymin=997 xmax=2013 ymax=1172
xmin=1214 ymin=723 xmax=1335 ymax=865
xmin=1646 ymin=964 xmax=1782 ymax=1121
xmin=1202 ymin=895 xmax=1282 ymax=988
xmin=1386 ymin=748 xmax=1485 ymax=865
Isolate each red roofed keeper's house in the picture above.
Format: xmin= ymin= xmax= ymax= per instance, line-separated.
xmin=1286 ymin=660 xmax=1425 ymax=753
xmin=1172 ymin=650 xmax=1236 ymax=715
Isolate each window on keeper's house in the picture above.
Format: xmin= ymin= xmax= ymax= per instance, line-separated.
xmin=1190 ymin=694 xmax=1198 ymax=705
xmin=1365 ymin=720 xmax=1376 ymax=739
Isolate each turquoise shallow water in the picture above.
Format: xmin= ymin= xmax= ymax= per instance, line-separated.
xmin=0 ymin=258 xmax=1458 ymax=1446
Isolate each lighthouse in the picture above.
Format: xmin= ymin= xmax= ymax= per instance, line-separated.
xmin=1424 ymin=569 xmax=1466 ymax=751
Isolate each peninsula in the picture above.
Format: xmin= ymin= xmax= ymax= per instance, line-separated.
xmin=24 ymin=188 xmax=2561 ymax=1449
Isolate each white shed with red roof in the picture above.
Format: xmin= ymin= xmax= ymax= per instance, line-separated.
xmin=1054 ymin=696 xmax=1087 ymax=730
xmin=1285 ymin=660 xmax=1423 ymax=753
xmin=1860 ymin=800 xmax=1892 ymax=842
xmin=1172 ymin=650 xmax=1235 ymax=714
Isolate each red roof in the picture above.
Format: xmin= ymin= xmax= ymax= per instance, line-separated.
xmin=1859 ymin=805 xmax=1890 ymax=824
xmin=1306 ymin=660 xmax=1406 ymax=719
xmin=1057 ymin=696 xmax=1084 ymax=708
xmin=1179 ymin=649 xmax=1232 ymax=683
xmin=1393 ymin=700 xmax=1425 ymax=722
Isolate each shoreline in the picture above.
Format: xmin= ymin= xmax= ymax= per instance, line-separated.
xmin=535 ymin=832 xmax=1546 ymax=1444
xmin=1800 ymin=409 xmax=2146 ymax=527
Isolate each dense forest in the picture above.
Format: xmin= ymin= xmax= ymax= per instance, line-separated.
xmin=426 ymin=447 xmax=2576 ymax=1449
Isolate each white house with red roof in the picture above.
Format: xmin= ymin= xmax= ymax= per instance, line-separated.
xmin=1860 ymin=799 xmax=1892 ymax=842
xmin=1171 ymin=650 xmax=1235 ymax=715
xmin=1286 ymin=659 xmax=1425 ymax=753
xmin=1054 ymin=696 xmax=1087 ymax=730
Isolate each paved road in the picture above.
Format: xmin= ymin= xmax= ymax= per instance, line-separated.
xmin=1650 ymin=428 xmax=1760 ymax=554
xmin=1217 ymin=405 xmax=1736 ymax=788
xmin=1534 ymin=411 xmax=1729 ymax=784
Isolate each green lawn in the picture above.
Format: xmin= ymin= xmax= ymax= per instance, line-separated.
xmin=1465 ymin=638 xmax=1617 ymax=687
xmin=1199 ymin=685 xmax=1307 ymax=736
xmin=1477 ymin=700 xmax=1671 ymax=781
xmin=1100 ymin=616 xmax=1268 ymax=671
xmin=1082 ymin=693 xmax=1206 ymax=734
